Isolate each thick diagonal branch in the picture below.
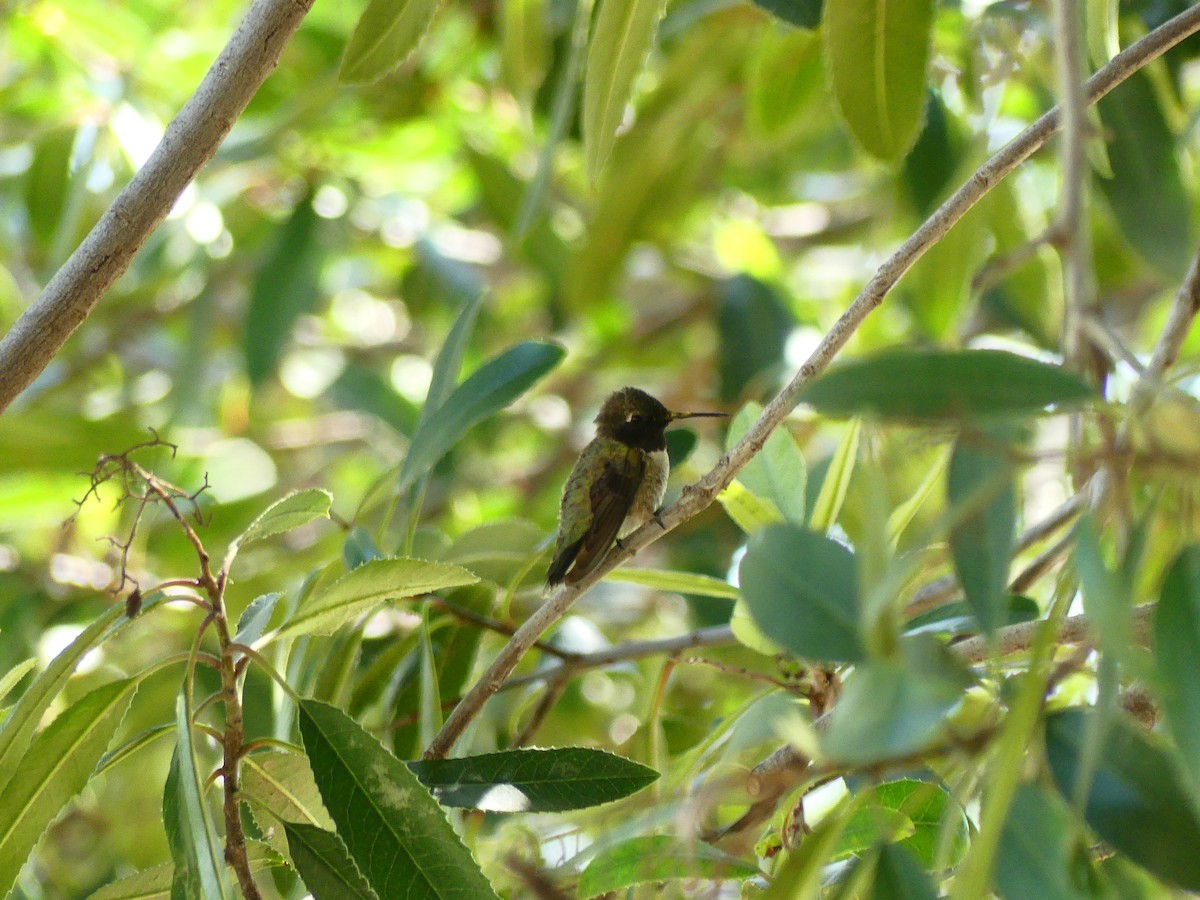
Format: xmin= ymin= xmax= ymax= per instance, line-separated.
xmin=0 ymin=0 xmax=315 ymax=413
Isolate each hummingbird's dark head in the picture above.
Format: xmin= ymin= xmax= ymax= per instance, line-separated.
xmin=594 ymin=387 xmax=726 ymax=451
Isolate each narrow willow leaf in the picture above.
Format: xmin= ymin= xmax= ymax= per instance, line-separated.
xmin=0 ymin=604 xmax=126 ymax=795
xmin=606 ymin=569 xmax=739 ymax=600
xmin=87 ymin=844 xmax=283 ymax=900
xmin=422 ymin=281 xmax=484 ymax=426
xmin=0 ymin=658 xmax=37 ymax=705
xmin=947 ymin=433 xmax=1015 ymax=636
xmin=234 ymin=593 xmax=283 ymax=647
xmin=499 ymin=0 xmax=549 ymax=104
xmin=739 ymin=524 xmax=864 ymax=662
xmin=235 ymin=489 xmax=332 ymax=547
xmin=274 ymin=557 xmax=478 ymax=640
xmin=825 ymin=0 xmax=935 ymax=161
xmin=241 ymin=751 xmax=335 ymax=832
xmin=797 ymin=350 xmax=1093 ymax=421
xmin=340 ymin=0 xmax=443 ymax=84
xmin=397 ymin=341 xmax=565 ymax=493
xmin=809 ymin=418 xmax=860 ymax=531
xmin=1154 ymin=545 xmax=1200 ymax=805
xmin=164 ymin=691 xmax=229 ymax=900
xmin=994 ymin=783 xmax=1088 ymax=900
xmin=417 ymin=612 xmax=442 ymax=750
xmin=96 ymin=723 xmax=175 ymax=777
xmin=0 ymin=678 xmax=137 ymax=898
xmin=577 ymin=835 xmax=759 ymax=898
xmin=285 ymin=823 xmax=379 ymax=900
xmin=1045 ymin=708 xmax=1200 ymax=891
xmin=407 ymin=747 xmax=658 ymax=811
xmin=297 ymin=699 xmax=499 ymax=899
xmin=582 ymin=0 xmax=668 ymax=181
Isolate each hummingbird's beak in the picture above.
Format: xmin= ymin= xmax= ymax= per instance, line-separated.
xmin=669 ymin=410 xmax=729 ymax=421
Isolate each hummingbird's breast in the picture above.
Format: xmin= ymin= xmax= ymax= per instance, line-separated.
xmin=626 ymin=448 xmax=669 ymax=530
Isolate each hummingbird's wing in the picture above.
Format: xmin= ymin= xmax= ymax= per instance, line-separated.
xmin=547 ymin=442 xmax=645 ymax=585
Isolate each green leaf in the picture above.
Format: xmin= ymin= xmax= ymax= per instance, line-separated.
xmin=241 ymin=751 xmax=335 ymax=834
xmin=397 ymin=341 xmax=565 ymax=493
xmin=825 ymin=0 xmax=935 ymax=161
xmin=407 ymin=747 xmax=658 ymax=812
xmin=235 ymin=489 xmax=333 ymax=547
xmin=244 ymin=190 xmax=322 ymax=386
xmin=0 ymin=678 xmax=137 ymax=898
xmin=499 ymin=0 xmax=549 ymax=103
xmin=87 ymin=844 xmax=283 ymax=900
xmin=738 ymin=524 xmax=864 ymax=662
xmin=750 ymin=0 xmax=822 ymax=29
xmin=285 ymin=823 xmax=379 ymax=900
xmin=96 ymin=724 xmax=175 ymax=778
xmin=717 ymin=276 xmax=794 ymax=403
xmin=0 ymin=658 xmax=37 ymax=705
xmin=328 ymin=363 xmax=420 ymax=437
xmin=297 ymin=699 xmax=500 ymax=899
xmin=833 ymin=806 xmax=914 ymax=862
xmin=576 ymin=835 xmax=759 ymax=899
xmin=340 ymin=0 xmax=443 ymax=84
xmin=1154 ymin=545 xmax=1200 ymax=806
xmin=726 ymin=403 xmax=806 ymax=525
xmin=903 ymin=90 xmax=961 ymax=216
xmin=163 ymin=691 xmax=229 ymax=900
xmin=872 ymin=843 xmax=938 ymax=899
xmin=274 ymin=558 xmax=478 ymax=640
xmin=809 ymin=418 xmax=860 ymax=531
xmin=582 ymin=0 xmax=668 ymax=182
xmin=994 ymin=783 xmax=1089 ymax=900
xmin=1045 ymin=708 xmax=1200 ymax=891
xmin=947 ymin=431 xmax=1015 ymax=636
xmin=717 ymin=479 xmax=785 ymax=534
xmin=904 ymin=595 xmax=1039 ymax=637
xmin=823 ymin=636 xmax=974 ymax=766
xmin=1097 ymin=69 xmax=1194 ymax=277
xmin=606 ymin=569 xmax=739 ymax=600
xmin=1076 ymin=517 xmax=1134 ymax=667
xmin=233 ymin=593 xmax=283 ymax=647
xmin=0 ymin=604 xmax=126 ymax=796
xmin=421 ymin=275 xmax=485 ymax=425
xmin=23 ymin=126 xmax=74 ymax=249
xmin=797 ymin=350 xmax=1093 ymax=421
xmin=839 ymin=779 xmax=969 ymax=868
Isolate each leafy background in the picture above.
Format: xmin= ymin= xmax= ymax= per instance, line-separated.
xmin=3 ymin=0 xmax=1200 ymax=895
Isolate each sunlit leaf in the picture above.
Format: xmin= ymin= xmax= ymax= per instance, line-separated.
xmin=606 ymin=568 xmax=739 ymax=600
xmin=577 ymin=836 xmax=759 ymax=898
xmin=341 ymin=0 xmax=443 ymax=84
xmin=285 ymin=823 xmax=379 ymax=900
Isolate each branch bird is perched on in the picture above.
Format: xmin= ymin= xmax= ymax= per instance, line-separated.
xmin=546 ymin=387 xmax=727 ymax=587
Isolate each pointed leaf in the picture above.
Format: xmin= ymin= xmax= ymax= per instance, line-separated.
xmin=577 ymin=836 xmax=759 ymax=898
xmin=407 ymin=747 xmax=658 ymax=812
xmin=1045 ymin=708 xmax=1200 ymax=891
xmin=726 ymin=403 xmax=806 ymax=524
xmin=234 ymin=593 xmax=283 ymax=648
xmin=297 ymin=699 xmax=499 ymax=899
xmin=750 ymin=0 xmax=823 ymax=29
xmin=1154 ymin=545 xmax=1200 ymax=805
xmin=797 ymin=350 xmax=1093 ymax=421
xmin=87 ymin=844 xmax=282 ymax=900
xmin=995 ymin=783 xmax=1089 ymax=900
xmin=397 ymin=341 xmax=565 ymax=492
xmin=0 ymin=658 xmax=37 ymax=705
xmin=285 ymin=823 xmax=379 ymax=900
xmin=809 ymin=418 xmax=860 ymax=531
xmin=235 ymin=489 xmax=332 ymax=547
xmin=340 ymin=0 xmax=443 ymax=84
xmin=583 ymin=0 xmax=668 ymax=181
xmin=739 ymin=524 xmax=864 ymax=662
xmin=0 ymin=678 xmax=137 ymax=898
xmin=825 ymin=0 xmax=935 ymax=161
xmin=606 ymin=569 xmax=739 ymax=600
xmin=241 ymin=751 xmax=335 ymax=832
xmin=274 ymin=558 xmax=478 ymax=640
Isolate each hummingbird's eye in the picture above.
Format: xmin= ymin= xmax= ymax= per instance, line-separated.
xmin=628 ymin=412 xmax=643 ymax=423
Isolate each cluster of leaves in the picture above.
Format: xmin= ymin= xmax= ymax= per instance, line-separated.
xmin=5 ymin=0 xmax=1200 ymax=895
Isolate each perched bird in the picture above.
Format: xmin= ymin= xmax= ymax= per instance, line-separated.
xmin=546 ymin=387 xmax=726 ymax=587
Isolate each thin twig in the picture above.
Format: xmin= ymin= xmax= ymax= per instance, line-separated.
xmin=424 ymin=3 xmax=1200 ymax=759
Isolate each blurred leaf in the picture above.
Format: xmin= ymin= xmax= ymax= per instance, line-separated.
xmin=583 ymin=0 xmax=668 ymax=181
xmin=23 ymin=126 xmax=74 ymax=250
xmin=1087 ymin=0 xmax=1120 ymax=67
xmin=328 ymin=364 xmax=420 ymax=436
xmin=726 ymin=403 xmax=806 ymax=524
xmin=234 ymin=593 xmax=283 ymax=647
xmin=499 ymin=0 xmax=549 ymax=103
xmin=444 ymin=518 xmax=545 ymax=585
xmin=947 ymin=430 xmax=1015 ymax=636
xmin=87 ymin=844 xmax=282 ymax=900
xmin=903 ymin=90 xmax=961 ymax=216
xmin=903 ymin=595 xmax=1039 ymax=637
xmin=577 ymin=835 xmax=759 ymax=898
xmin=297 ymin=699 xmax=500 ymax=898
xmin=1096 ymin=69 xmax=1193 ymax=277
xmin=397 ymin=341 xmax=565 ymax=492
xmin=809 ymin=418 xmax=860 ymax=531
xmin=824 ymin=636 xmax=974 ymax=765
xmin=748 ymin=27 xmax=825 ymax=140
xmin=1045 ymin=708 xmax=1200 ymax=891
xmin=163 ymin=691 xmax=230 ymax=899
xmin=235 ymin=488 xmax=332 ymax=547
xmin=417 ymin=612 xmax=441 ymax=749
xmin=0 ymin=659 xmax=36 ymax=706
xmin=284 ymin=823 xmax=379 ymax=900
xmin=343 ymin=527 xmax=384 ymax=571
xmin=244 ymin=190 xmax=322 ymax=386
xmin=1154 ymin=545 xmax=1200 ymax=805
xmin=729 ymin=597 xmax=786 ymax=655
xmin=407 ymin=747 xmax=657 ymax=811
xmin=274 ymin=558 xmax=478 ymax=640
xmin=606 ymin=568 xmax=739 ymax=599
xmin=797 ymin=350 xmax=1093 ymax=421
xmin=750 ymin=0 xmax=822 ymax=28
xmin=836 ymin=779 xmax=969 ymax=868
xmin=717 ymin=479 xmax=785 ymax=534
xmin=739 ymin=524 xmax=864 ymax=662
xmin=0 ymin=678 xmax=136 ymax=899
xmin=825 ymin=0 xmax=934 ymax=160
xmin=664 ymin=428 xmax=698 ymax=469
xmin=994 ymin=783 xmax=1089 ymax=900
xmin=717 ymin=276 xmax=794 ymax=403
xmin=1075 ymin=516 xmax=1134 ymax=665
xmin=833 ymin=807 xmax=914 ymax=862
xmin=340 ymin=0 xmax=442 ymax=83
xmin=870 ymin=843 xmax=938 ymax=899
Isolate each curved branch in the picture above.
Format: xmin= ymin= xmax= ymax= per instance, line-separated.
xmin=423 ymin=2 xmax=1200 ymax=760
xmin=0 ymin=0 xmax=315 ymax=413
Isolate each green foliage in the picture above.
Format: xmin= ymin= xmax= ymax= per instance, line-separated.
xmin=576 ymin=835 xmax=760 ymax=898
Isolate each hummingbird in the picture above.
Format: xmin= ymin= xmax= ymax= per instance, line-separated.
xmin=546 ymin=387 xmax=727 ymax=587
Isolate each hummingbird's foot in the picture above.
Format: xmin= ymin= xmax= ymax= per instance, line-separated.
xmin=614 ymin=537 xmax=629 ymax=553
xmin=652 ymin=510 xmax=668 ymax=530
